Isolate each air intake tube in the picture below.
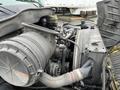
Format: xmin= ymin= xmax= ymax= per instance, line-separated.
xmin=39 ymin=60 xmax=92 ymax=88
xmin=0 ymin=31 xmax=55 ymax=87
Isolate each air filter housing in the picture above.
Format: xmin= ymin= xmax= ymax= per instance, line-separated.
xmin=0 ymin=31 xmax=55 ymax=87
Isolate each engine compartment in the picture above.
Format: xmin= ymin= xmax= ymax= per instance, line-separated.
xmin=0 ymin=0 xmax=120 ymax=90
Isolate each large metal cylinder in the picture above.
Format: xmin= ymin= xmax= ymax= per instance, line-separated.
xmin=0 ymin=31 xmax=55 ymax=87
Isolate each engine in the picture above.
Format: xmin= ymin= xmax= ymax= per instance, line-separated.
xmin=0 ymin=0 xmax=120 ymax=90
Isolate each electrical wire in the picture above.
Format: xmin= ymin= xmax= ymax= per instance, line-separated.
xmin=26 ymin=86 xmax=48 ymax=89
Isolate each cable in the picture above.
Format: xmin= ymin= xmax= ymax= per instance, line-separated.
xmin=83 ymin=84 xmax=101 ymax=89
xmin=26 ymin=86 xmax=48 ymax=89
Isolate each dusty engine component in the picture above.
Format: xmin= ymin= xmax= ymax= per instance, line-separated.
xmin=69 ymin=22 xmax=106 ymax=85
xmin=109 ymin=44 xmax=120 ymax=90
xmin=0 ymin=31 xmax=55 ymax=87
xmin=0 ymin=8 xmax=93 ymax=88
xmin=0 ymin=4 xmax=53 ymax=38
xmin=102 ymin=43 xmax=120 ymax=90
xmin=97 ymin=0 xmax=120 ymax=90
xmin=39 ymin=60 xmax=92 ymax=88
xmin=97 ymin=0 xmax=120 ymax=47
xmin=1 ymin=1 xmax=120 ymax=90
xmin=0 ymin=28 xmax=92 ymax=88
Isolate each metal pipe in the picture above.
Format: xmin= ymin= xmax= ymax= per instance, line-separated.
xmin=39 ymin=61 xmax=92 ymax=88
xmin=22 ymin=23 xmax=59 ymax=35
xmin=73 ymin=30 xmax=83 ymax=69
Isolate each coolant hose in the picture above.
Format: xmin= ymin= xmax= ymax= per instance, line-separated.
xmin=39 ymin=61 xmax=92 ymax=88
